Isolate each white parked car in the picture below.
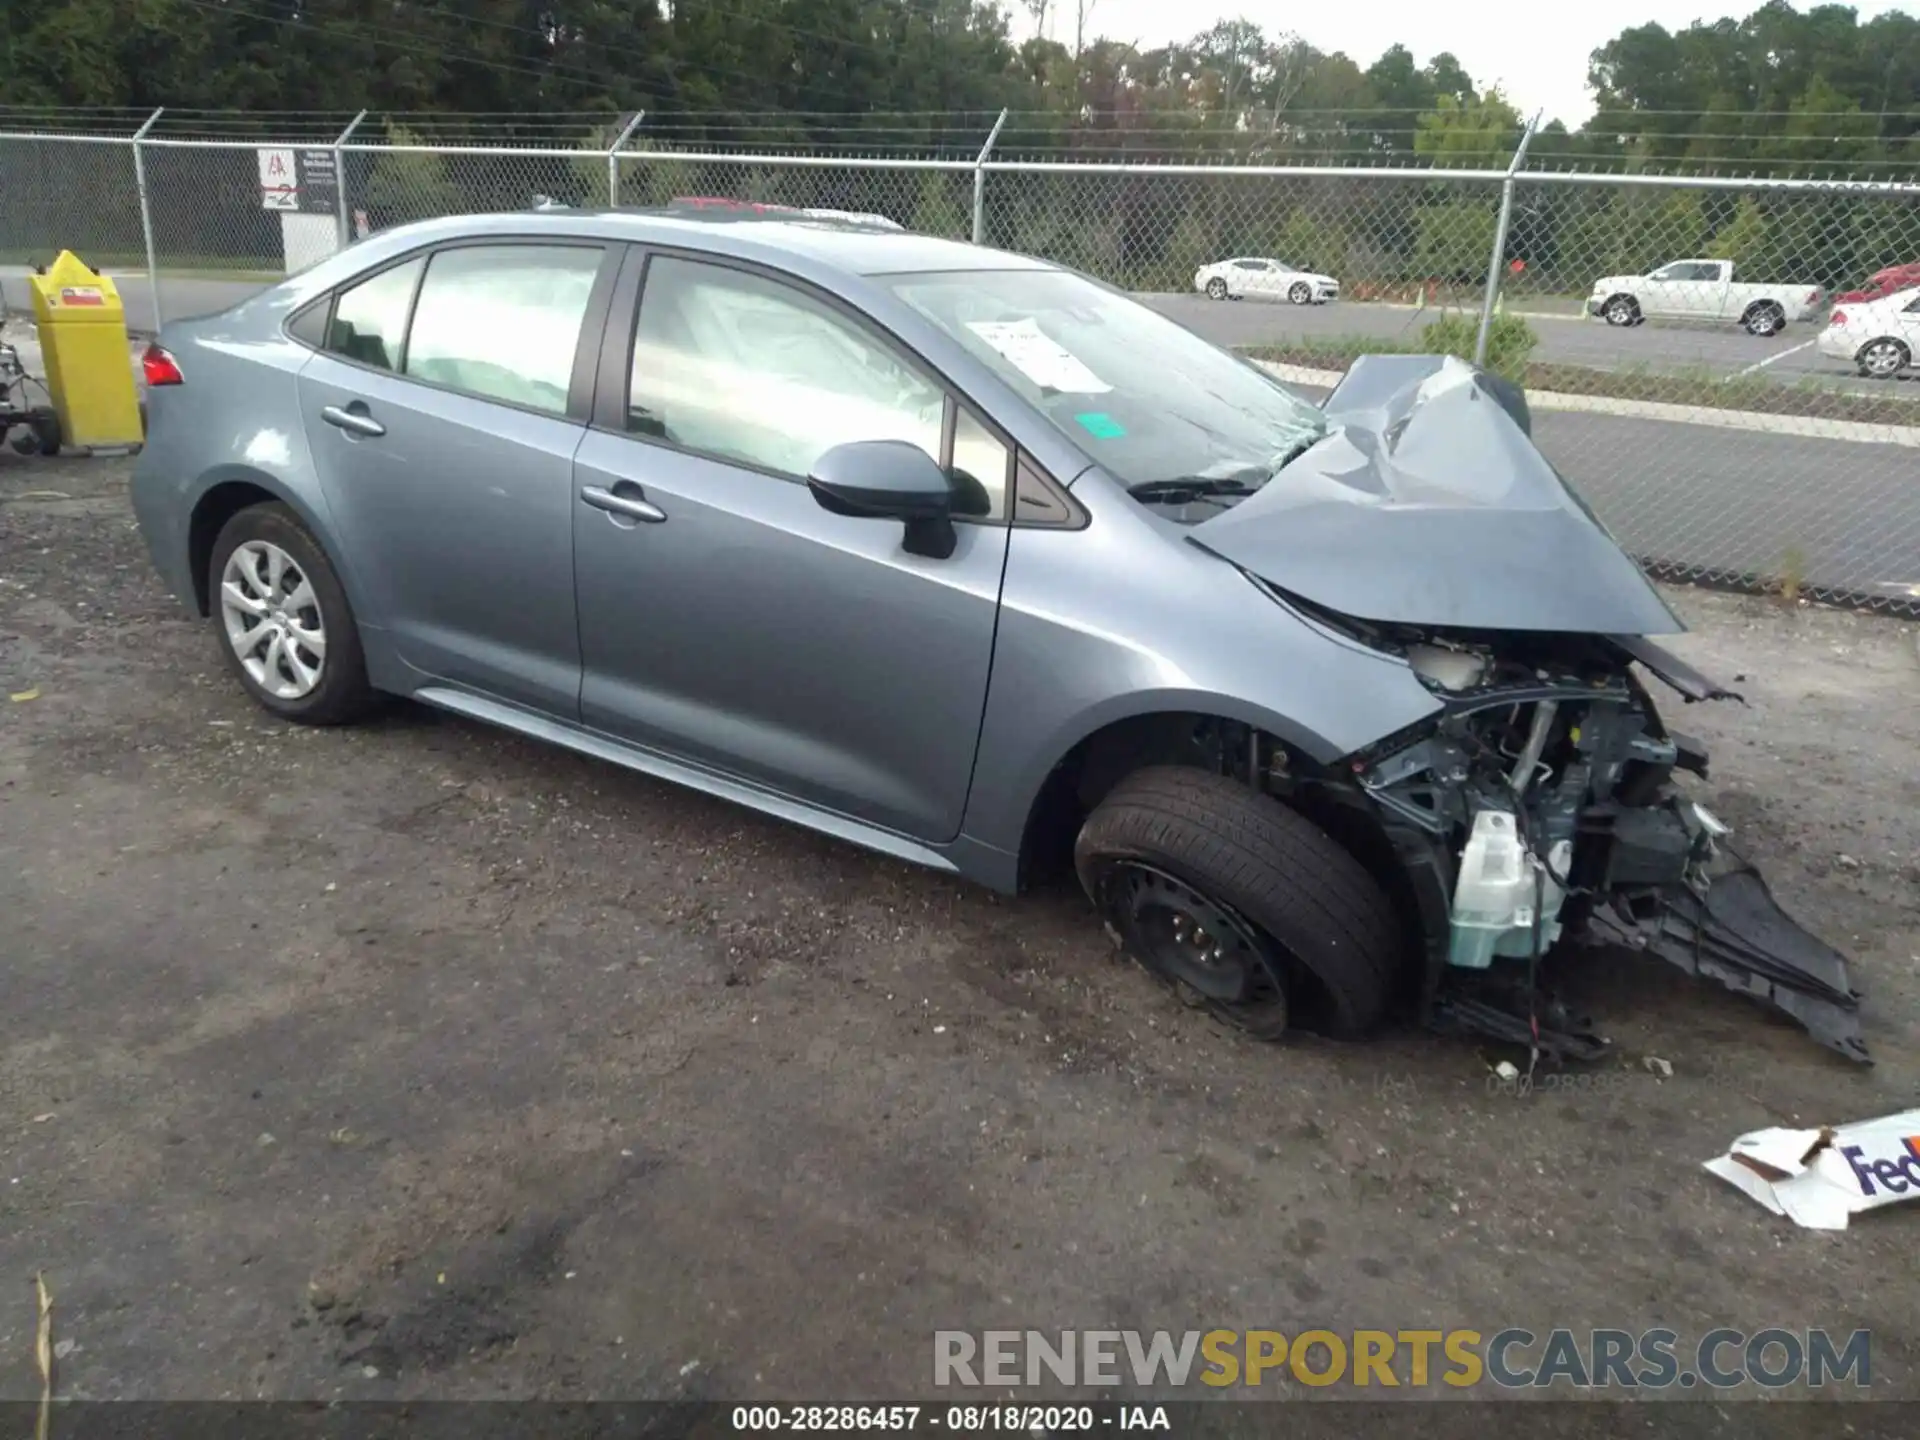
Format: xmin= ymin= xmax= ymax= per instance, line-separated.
xmin=1193 ymin=257 xmax=1339 ymax=305
xmin=1817 ymin=284 xmax=1920 ymax=379
xmin=1585 ymin=259 xmax=1823 ymax=336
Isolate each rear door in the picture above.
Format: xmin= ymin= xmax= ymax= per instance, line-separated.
xmin=569 ymin=249 xmax=1014 ymax=843
xmin=296 ymin=239 xmax=617 ymax=715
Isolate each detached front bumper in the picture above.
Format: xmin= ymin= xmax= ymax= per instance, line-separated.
xmin=1583 ymin=860 xmax=1869 ymax=1064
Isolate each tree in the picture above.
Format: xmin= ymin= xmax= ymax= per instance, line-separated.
xmin=910 ymin=169 xmax=971 ymax=239
xmin=362 ymin=124 xmax=463 ymax=226
xmin=1414 ymin=201 xmax=1497 ymax=285
xmin=1414 ymin=91 xmax=1524 ymax=168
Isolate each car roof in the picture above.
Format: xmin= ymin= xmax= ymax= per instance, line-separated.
xmin=351 ymin=207 xmax=1057 ymax=279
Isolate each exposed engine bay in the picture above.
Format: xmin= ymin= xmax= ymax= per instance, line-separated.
xmin=1242 ymin=590 xmax=1870 ymax=1066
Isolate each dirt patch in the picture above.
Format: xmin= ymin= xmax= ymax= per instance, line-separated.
xmin=3 ymin=448 xmax=1918 ymax=1403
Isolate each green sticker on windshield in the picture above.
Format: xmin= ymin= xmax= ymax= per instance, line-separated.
xmin=1076 ymin=412 xmax=1126 ymax=439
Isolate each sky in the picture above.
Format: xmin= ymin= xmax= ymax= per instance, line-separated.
xmin=1005 ymin=1 xmax=1918 ymax=128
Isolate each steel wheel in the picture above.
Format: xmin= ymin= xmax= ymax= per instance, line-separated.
xmin=1205 ymin=277 xmax=1228 ymax=300
xmin=1097 ymin=861 xmax=1291 ymax=1038
xmin=1288 ymin=281 xmax=1313 ymax=305
xmin=220 ymin=539 xmax=327 ymax=701
xmin=1858 ymin=339 xmax=1910 ymax=379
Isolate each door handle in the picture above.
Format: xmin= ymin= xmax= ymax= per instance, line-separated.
xmin=581 ymin=485 xmax=667 ymax=524
xmin=321 ymin=404 xmax=386 ymax=438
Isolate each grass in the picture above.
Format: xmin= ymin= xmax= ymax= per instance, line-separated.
xmin=0 ymin=251 xmax=282 ymax=281
xmin=1241 ymin=335 xmax=1920 ymax=428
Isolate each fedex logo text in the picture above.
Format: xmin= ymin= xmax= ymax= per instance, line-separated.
xmin=1841 ymin=1137 xmax=1920 ymax=1196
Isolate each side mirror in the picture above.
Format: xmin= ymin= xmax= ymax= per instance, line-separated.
xmin=807 ymin=439 xmax=959 ymax=559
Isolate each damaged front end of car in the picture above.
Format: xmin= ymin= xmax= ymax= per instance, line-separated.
xmin=1325 ymin=617 xmax=1869 ymax=1065
xmin=1182 ymin=353 xmax=1869 ymax=1064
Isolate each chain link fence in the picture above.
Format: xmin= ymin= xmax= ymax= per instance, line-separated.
xmin=2 ymin=114 xmax=1917 ymax=614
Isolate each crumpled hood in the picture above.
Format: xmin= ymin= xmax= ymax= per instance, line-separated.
xmin=1188 ymin=354 xmax=1684 ymax=634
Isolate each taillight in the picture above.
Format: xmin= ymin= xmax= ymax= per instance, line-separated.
xmin=1829 ymin=309 xmax=1848 ymax=327
xmin=141 ymin=342 xmax=184 ymax=386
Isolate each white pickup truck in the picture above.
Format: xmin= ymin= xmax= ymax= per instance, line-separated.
xmin=1586 ymin=259 xmax=1824 ymax=336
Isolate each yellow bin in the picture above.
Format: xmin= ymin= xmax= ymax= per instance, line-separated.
xmin=28 ymin=251 xmax=144 ymax=449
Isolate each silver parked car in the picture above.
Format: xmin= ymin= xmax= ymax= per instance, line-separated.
xmin=131 ymin=209 xmax=1869 ymax=1063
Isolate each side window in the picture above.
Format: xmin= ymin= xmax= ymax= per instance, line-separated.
xmin=325 ymin=257 xmax=423 ymax=371
xmin=1904 ymin=295 xmax=1920 ymax=314
xmin=287 ymin=297 xmax=330 ymax=349
xmin=628 ymin=256 xmax=946 ymax=487
xmin=1234 ymin=259 xmax=1264 ymax=271
xmin=949 ymin=408 xmax=1011 ymax=521
xmin=403 ymin=244 xmax=603 ymax=415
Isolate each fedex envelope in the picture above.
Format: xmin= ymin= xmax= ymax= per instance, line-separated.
xmin=1705 ymin=1109 xmax=1920 ymax=1230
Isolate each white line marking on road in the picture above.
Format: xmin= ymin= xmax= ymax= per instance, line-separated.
xmin=1731 ymin=339 xmax=1815 ymax=380
xmin=1252 ymin=360 xmax=1920 ymax=447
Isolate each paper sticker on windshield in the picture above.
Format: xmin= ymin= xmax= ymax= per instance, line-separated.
xmin=1075 ymin=412 xmax=1126 ymax=438
xmin=966 ymin=318 xmax=1112 ymax=394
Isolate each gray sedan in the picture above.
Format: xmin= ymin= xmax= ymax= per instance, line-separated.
xmin=129 ymin=207 xmax=1869 ymax=1063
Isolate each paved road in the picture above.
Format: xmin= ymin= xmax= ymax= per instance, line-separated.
xmin=5 ymin=266 xmax=1898 ymax=398
xmin=1140 ymin=292 xmax=1899 ymax=398
xmin=1271 ymin=379 xmax=1919 ymax=605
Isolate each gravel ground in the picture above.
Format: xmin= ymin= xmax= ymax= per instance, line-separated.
xmin=3 ymin=450 xmax=1919 ymax=1411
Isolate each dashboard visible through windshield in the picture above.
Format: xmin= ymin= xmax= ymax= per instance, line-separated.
xmin=883 ymin=267 xmax=1327 ymax=520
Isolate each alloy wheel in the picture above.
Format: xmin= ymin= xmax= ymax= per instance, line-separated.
xmin=220 ymin=539 xmax=327 ymax=701
xmin=1861 ymin=340 xmax=1908 ymax=378
xmin=1289 ymin=281 xmax=1312 ymax=305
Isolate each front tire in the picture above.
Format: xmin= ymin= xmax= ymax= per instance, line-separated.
xmin=1074 ymin=767 xmax=1403 ymax=1040
xmin=1205 ymin=277 xmax=1228 ymax=300
xmin=1288 ymin=281 xmax=1313 ymax=305
xmin=208 ymin=502 xmax=378 ymax=726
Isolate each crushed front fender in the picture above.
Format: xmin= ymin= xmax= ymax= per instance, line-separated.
xmin=1582 ymin=855 xmax=1870 ymax=1065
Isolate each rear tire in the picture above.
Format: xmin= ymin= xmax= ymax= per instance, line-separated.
xmin=207 ymin=502 xmax=378 ymax=727
xmin=1743 ymin=302 xmax=1785 ymax=337
xmin=1074 ymin=766 xmax=1404 ymax=1040
xmin=1857 ymin=338 xmax=1910 ymax=379
xmin=1602 ymin=295 xmax=1639 ymax=327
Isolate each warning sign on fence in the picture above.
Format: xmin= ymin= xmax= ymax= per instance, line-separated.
xmin=257 ymin=147 xmax=338 ymax=214
xmin=258 ymin=147 xmax=297 ymax=210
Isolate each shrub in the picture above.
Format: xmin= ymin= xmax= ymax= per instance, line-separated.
xmin=1418 ymin=310 xmax=1538 ymax=383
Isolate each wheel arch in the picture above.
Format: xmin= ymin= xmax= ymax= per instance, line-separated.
xmin=1003 ymin=694 xmax=1346 ymax=890
xmin=185 ymin=468 xmax=356 ymax=619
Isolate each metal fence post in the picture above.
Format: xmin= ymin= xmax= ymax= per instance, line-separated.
xmin=130 ymin=109 xmax=165 ymax=332
xmin=972 ymin=109 xmax=1008 ymax=245
xmin=333 ymin=110 xmax=367 ymax=247
xmin=1474 ymin=110 xmax=1542 ymax=367
xmin=606 ymin=111 xmax=645 ymax=208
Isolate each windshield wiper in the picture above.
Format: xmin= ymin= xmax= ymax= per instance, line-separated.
xmin=1126 ymin=476 xmax=1265 ymax=504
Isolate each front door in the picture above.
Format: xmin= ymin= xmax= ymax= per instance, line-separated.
xmin=297 ymin=240 xmax=611 ymax=714
xmin=572 ymin=252 xmax=1013 ymax=843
